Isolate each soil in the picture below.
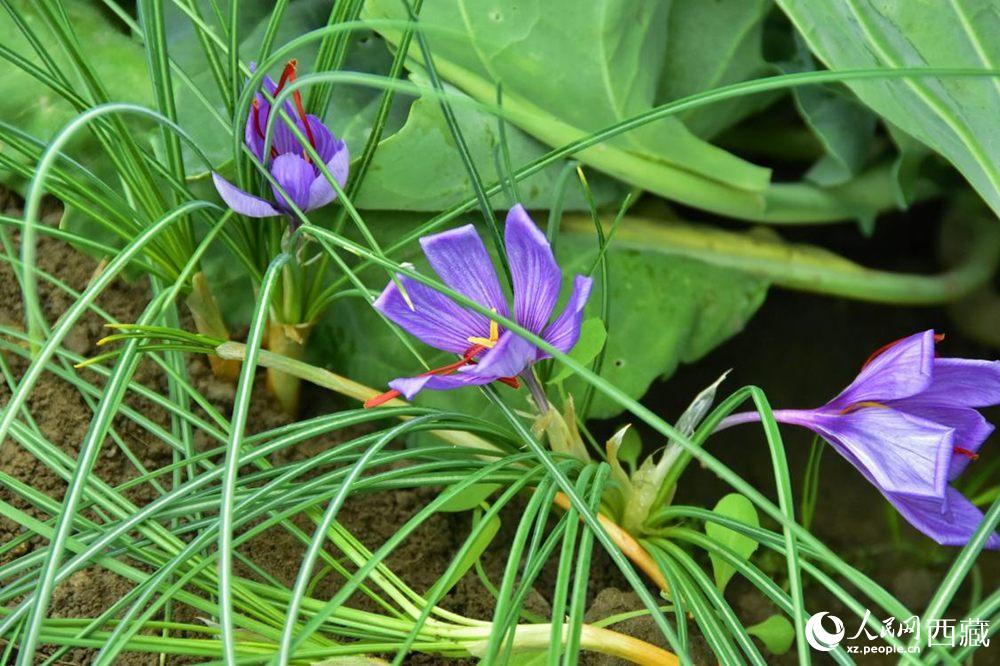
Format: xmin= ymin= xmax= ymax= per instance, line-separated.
xmin=0 ymin=193 xmax=997 ymax=665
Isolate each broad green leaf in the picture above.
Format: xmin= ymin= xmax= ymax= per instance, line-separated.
xmin=658 ymin=0 xmax=777 ymax=138
xmin=547 ymin=317 xmax=607 ymax=385
xmin=780 ymin=35 xmax=878 ymax=189
xmin=437 ymin=483 xmax=500 ymax=512
xmin=886 ymin=122 xmax=933 ymax=208
xmin=355 ymin=75 xmax=621 ymax=210
xmin=558 ymin=234 xmax=768 ymax=419
xmin=705 ymin=493 xmax=760 ymax=593
xmin=436 ymin=512 xmax=500 ymax=596
xmin=0 ymin=0 xmax=151 ymax=189
xmin=162 ymin=0 xmax=275 ymax=74
xmin=775 ymin=0 xmax=1000 ymax=217
xmin=362 ymin=0 xmax=787 ymax=219
xmin=747 ymin=615 xmax=796 ymax=655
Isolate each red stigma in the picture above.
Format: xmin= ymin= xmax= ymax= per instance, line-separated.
xmin=861 ymin=332 xmax=945 ymax=370
xmin=363 ymin=389 xmax=402 ymax=409
xmin=251 ymin=99 xmax=278 ymax=160
xmin=364 ymin=344 xmax=521 ymax=409
xmin=273 ymin=59 xmax=297 ymax=97
xmin=953 ymin=446 xmax=979 ymax=461
xmin=272 ymin=59 xmax=317 ymax=160
xmin=251 ymin=99 xmax=264 ymax=139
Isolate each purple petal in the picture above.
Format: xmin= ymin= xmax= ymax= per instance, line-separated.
xmin=271 ymin=115 xmax=304 ymax=156
xmin=244 ymin=72 xmax=295 ymax=159
xmin=244 ymin=99 xmax=265 ymax=162
xmin=259 ymin=73 xmax=295 ymax=115
xmin=307 ymin=142 xmax=350 ymax=211
xmin=459 ymin=330 xmax=537 ymax=380
xmin=915 ymin=358 xmax=1000 ymax=408
xmin=505 ymin=205 xmax=561 ymax=333
xmin=540 ymin=275 xmax=593 ymax=358
xmin=211 ymin=172 xmax=280 ymax=218
xmin=373 ymin=273 xmax=488 ymax=354
xmin=888 ymin=401 xmax=993 ymax=480
xmin=305 ymin=115 xmax=338 ymax=163
xmin=805 ymin=407 xmax=953 ymax=499
xmin=269 ymin=154 xmax=314 ymax=213
xmin=829 ymin=330 xmax=935 ymax=409
xmin=259 ymin=72 xmax=276 ymax=94
xmin=269 ymin=115 xmax=337 ymax=161
xmin=389 ymin=372 xmax=495 ymax=400
xmin=420 ymin=225 xmax=508 ymax=328
xmin=887 ymin=487 xmax=1000 ymax=549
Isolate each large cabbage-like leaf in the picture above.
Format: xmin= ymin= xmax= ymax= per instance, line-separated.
xmin=353 ymin=76 xmax=621 ymax=210
xmin=362 ymin=0 xmax=784 ymax=219
xmin=657 ymin=0 xmax=776 ymax=139
xmin=775 ymin=0 xmax=1000 ymax=216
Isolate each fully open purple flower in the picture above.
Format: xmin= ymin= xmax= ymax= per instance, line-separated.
xmin=720 ymin=330 xmax=1000 ymax=549
xmin=364 ymin=205 xmax=592 ymax=407
xmin=212 ymin=60 xmax=349 ymax=219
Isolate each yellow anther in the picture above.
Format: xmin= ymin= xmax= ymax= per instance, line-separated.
xmin=467 ymin=309 xmax=500 ymax=349
xmin=839 ymin=401 xmax=890 ymax=415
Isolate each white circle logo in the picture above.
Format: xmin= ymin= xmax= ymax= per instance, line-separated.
xmin=806 ymin=612 xmax=845 ymax=652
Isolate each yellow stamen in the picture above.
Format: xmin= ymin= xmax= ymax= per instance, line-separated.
xmin=840 ymin=400 xmax=890 ymax=415
xmin=467 ymin=309 xmax=500 ymax=349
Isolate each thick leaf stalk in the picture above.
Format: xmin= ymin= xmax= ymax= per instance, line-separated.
xmin=186 ymin=272 xmax=240 ymax=381
xmin=265 ymin=316 xmax=312 ymax=416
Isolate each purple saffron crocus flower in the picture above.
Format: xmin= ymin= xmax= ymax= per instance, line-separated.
xmin=364 ymin=205 xmax=593 ymax=408
xmin=211 ymin=60 xmax=349 ymax=220
xmin=720 ymin=330 xmax=1000 ymax=549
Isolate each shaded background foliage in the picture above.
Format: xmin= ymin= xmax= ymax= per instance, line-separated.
xmin=2 ymin=0 xmax=997 ymax=422
xmin=0 ymin=0 xmax=998 ymax=662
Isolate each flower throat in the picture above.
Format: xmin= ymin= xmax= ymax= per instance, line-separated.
xmin=250 ymin=60 xmax=317 ymax=162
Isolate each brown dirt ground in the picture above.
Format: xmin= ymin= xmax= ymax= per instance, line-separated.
xmin=0 ymin=193 xmax=997 ymax=665
xmin=0 ymin=200 xmax=666 ymax=665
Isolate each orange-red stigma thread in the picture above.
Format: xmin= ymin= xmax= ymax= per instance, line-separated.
xmin=276 ymin=59 xmax=317 ymax=156
xmin=251 ymin=99 xmax=279 ymax=160
xmin=363 ymin=343 xmax=520 ymax=408
xmin=953 ymin=447 xmax=979 ymax=460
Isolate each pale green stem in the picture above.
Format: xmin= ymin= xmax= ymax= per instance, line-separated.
xmin=454 ymin=622 xmax=678 ymax=665
xmin=520 ymin=368 xmax=550 ymax=415
xmin=562 ymin=212 xmax=1000 ymax=305
xmin=214 ymin=342 xmax=500 ymax=453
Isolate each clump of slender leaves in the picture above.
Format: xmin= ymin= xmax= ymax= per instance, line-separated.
xmin=0 ymin=1 xmax=998 ymax=664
